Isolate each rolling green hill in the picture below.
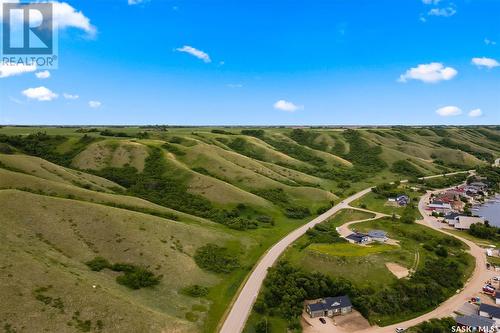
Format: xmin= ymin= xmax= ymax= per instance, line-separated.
xmin=0 ymin=125 xmax=498 ymax=333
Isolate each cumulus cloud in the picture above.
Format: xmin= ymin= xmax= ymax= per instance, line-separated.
xmin=0 ymin=1 xmax=95 ymax=36
xmin=63 ymin=93 xmax=79 ymax=100
xmin=35 ymin=70 xmax=51 ymax=79
xmin=128 ymin=0 xmax=145 ymax=4
xmin=468 ymin=109 xmax=483 ymax=117
xmin=176 ymin=45 xmax=211 ymax=63
xmin=436 ymin=106 xmax=462 ymax=117
xmin=472 ymin=57 xmax=499 ymax=69
xmin=398 ymin=62 xmax=457 ymax=83
xmin=484 ymin=38 xmax=497 ymax=46
xmin=428 ymin=7 xmax=456 ymax=17
xmin=273 ymin=100 xmax=303 ymax=112
xmin=89 ymin=100 xmax=102 ymax=108
xmin=0 ymin=62 xmax=37 ymax=78
xmin=422 ymin=0 xmax=441 ymax=4
xmin=22 ymin=86 xmax=58 ymax=101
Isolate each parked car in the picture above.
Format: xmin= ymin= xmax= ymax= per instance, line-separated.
xmin=319 ymin=318 xmax=326 ymax=324
xmin=396 ymin=328 xmax=405 ymax=333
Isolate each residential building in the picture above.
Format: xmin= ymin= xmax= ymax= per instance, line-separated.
xmin=305 ymin=296 xmax=353 ymax=318
xmin=455 ymin=314 xmax=496 ymax=332
xmin=479 ymin=303 xmax=500 ymax=326
xmin=368 ymin=230 xmax=388 ymax=242
xmin=346 ymin=233 xmax=370 ymax=244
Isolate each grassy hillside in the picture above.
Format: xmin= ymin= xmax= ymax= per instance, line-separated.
xmin=0 ymin=125 xmax=498 ymax=333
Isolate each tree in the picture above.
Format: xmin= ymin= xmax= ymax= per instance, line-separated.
xmin=400 ymin=206 xmax=416 ymax=224
xmin=254 ymin=318 xmax=269 ymax=333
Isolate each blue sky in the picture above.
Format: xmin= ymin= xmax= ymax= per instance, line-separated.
xmin=0 ymin=0 xmax=499 ymax=125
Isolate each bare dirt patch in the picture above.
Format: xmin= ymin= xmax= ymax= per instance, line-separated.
xmin=302 ymin=311 xmax=370 ymax=333
xmin=385 ymin=262 xmax=409 ymax=279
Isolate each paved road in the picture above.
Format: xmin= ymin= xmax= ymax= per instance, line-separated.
xmin=355 ymin=187 xmax=493 ymax=333
xmin=219 ymin=188 xmax=373 ymax=333
xmin=218 ymin=170 xmax=474 ymax=333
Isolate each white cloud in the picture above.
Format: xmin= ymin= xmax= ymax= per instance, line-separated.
xmin=63 ymin=93 xmax=79 ymax=100
xmin=51 ymin=1 xmax=96 ymax=35
xmin=485 ymin=38 xmax=497 ymax=46
xmin=273 ymin=100 xmax=303 ymax=112
xmin=227 ymin=83 xmax=243 ymax=88
xmin=0 ymin=1 xmax=95 ymax=36
xmin=176 ymin=45 xmax=211 ymax=63
xmin=422 ymin=0 xmax=441 ymax=4
xmin=468 ymin=109 xmax=483 ymax=117
xmin=35 ymin=70 xmax=51 ymax=79
xmin=428 ymin=7 xmax=456 ymax=17
xmin=0 ymin=61 xmax=37 ymax=78
xmin=398 ymin=62 xmax=457 ymax=83
xmin=89 ymin=100 xmax=102 ymax=108
xmin=128 ymin=0 xmax=147 ymax=5
xmin=472 ymin=57 xmax=499 ymax=69
xmin=22 ymin=86 xmax=58 ymax=101
xmin=436 ymin=106 xmax=462 ymax=117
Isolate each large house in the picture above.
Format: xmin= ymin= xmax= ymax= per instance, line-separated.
xmin=479 ymin=303 xmax=500 ymax=326
xmin=428 ymin=201 xmax=453 ymax=214
xmin=455 ymin=314 xmax=496 ymax=332
xmin=368 ymin=230 xmax=388 ymax=242
xmin=346 ymin=233 xmax=370 ymax=244
xmin=305 ymin=296 xmax=352 ymax=318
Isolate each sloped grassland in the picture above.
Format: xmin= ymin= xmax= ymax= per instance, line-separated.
xmin=0 ymin=126 xmax=499 ymax=333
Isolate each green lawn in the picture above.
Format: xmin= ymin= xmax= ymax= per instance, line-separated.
xmin=308 ymin=242 xmax=397 ymax=257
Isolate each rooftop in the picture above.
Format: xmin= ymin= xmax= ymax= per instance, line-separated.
xmin=307 ymin=296 xmax=352 ymax=312
xmin=456 ymin=314 xmax=495 ymax=328
xmin=480 ymin=303 xmax=500 ymax=318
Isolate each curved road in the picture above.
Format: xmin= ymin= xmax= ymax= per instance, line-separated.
xmin=219 ymin=171 xmax=475 ymax=333
xmin=219 ymin=187 xmax=373 ymax=333
xmin=356 ymin=187 xmax=491 ymax=333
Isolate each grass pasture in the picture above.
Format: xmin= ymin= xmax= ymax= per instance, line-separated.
xmin=0 ymin=125 xmax=497 ymax=333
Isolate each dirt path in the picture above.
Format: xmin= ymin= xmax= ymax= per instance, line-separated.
xmin=336 ymin=209 xmax=389 ymax=240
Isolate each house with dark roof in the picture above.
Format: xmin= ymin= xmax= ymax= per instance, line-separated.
xmin=479 ymin=303 xmax=500 ymax=325
xmin=305 ymin=296 xmax=352 ymax=318
xmin=346 ymin=233 xmax=370 ymax=244
xmin=455 ymin=314 xmax=496 ymax=332
xmin=368 ymin=230 xmax=388 ymax=242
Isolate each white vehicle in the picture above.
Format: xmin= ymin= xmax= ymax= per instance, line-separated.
xmin=395 ymin=328 xmax=405 ymax=333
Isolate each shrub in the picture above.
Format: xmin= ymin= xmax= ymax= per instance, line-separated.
xmin=0 ymin=143 xmax=14 ymax=154
xmin=194 ymin=244 xmax=240 ymax=273
xmin=181 ymin=285 xmax=209 ymax=297
xmin=391 ymin=160 xmax=423 ymax=177
xmin=85 ymin=257 xmax=161 ymax=289
xmin=285 ymin=206 xmax=310 ymax=219
xmin=116 ymin=267 xmax=162 ymax=289
xmin=85 ymin=257 xmax=111 ymax=271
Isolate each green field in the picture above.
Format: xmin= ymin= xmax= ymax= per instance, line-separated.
xmin=308 ymin=242 xmax=397 ymax=256
xmin=246 ymin=214 xmax=475 ymax=332
xmin=0 ymin=126 xmax=498 ymax=333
